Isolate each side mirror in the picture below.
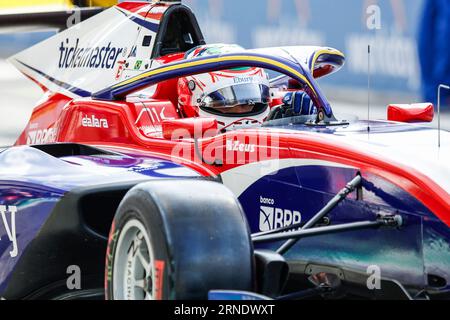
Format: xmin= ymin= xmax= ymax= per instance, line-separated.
xmin=254 ymin=250 xmax=289 ymax=298
xmin=162 ymin=118 xmax=218 ymax=140
xmin=387 ymin=103 xmax=434 ymax=123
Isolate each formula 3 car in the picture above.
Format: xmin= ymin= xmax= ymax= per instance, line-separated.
xmin=0 ymin=0 xmax=449 ymax=300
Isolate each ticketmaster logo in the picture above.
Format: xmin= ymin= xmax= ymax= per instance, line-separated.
xmin=58 ymin=38 xmax=125 ymax=69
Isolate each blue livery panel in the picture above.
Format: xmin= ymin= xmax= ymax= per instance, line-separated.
xmin=0 ymin=188 xmax=62 ymax=293
xmin=0 ymin=145 xmax=201 ymax=296
xmin=238 ymin=164 xmax=447 ymax=291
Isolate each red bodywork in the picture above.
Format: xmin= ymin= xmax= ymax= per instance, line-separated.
xmin=13 ymin=62 xmax=450 ymax=226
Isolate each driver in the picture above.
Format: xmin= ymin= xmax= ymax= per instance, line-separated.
xmin=177 ymin=44 xmax=271 ymax=131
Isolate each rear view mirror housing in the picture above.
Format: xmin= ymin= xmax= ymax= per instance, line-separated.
xmin=387 ymin=103 xmax=434 ymax=123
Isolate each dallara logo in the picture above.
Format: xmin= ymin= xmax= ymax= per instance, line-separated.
xmin=259 ymin=205 xmax=302 ymax=232
xmin=82 ymin=114 xmax=109 ymax=129
xmin=58 ymin=38 xmax=125 ymax=69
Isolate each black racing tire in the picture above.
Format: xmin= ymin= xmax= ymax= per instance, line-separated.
xmin=105 ymin=179 xmax=254 ymax=300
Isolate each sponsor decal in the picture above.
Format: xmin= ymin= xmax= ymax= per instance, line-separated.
xmin=134 ymin=60 xmax=143 ymax=70
xmin=126 ymin=256 xmax=134 ymax=298
xmin=259 ymin=197 xmax=301 ymax=232
xmin=226 ymin=140 xmax=256 ymax=153
xmin=135 ymin=106 xmax=172 ymax=125
xmin=58 ymin=38 xmax=126 ymax=70
xmin=129 ymin=46 xmax=137 ymax=58
xmin=105 ymin=220 xmax=117 ymax=288
xmin=259 ymin=196 xmax=275 ymax=205
xmin=27 ymin=127 xmax=56 ymax=145
xmin=115 ymin=60 xmax=126 ymax=80
xmin=154 ymin=260 xmax=165 ymax=300
xmin=0 ymin=205 xmax=19 ymax=258
xmin=233 ymin=76 xmax=254 ymax=84
xmin=82 ymin=114 xmax=109 ymax=129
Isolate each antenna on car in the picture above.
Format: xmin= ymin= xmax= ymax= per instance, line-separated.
xmin=367 ymin=45 xmax=371 ymax=133
xmin=438 ymin=84 xmax=450 ymax=148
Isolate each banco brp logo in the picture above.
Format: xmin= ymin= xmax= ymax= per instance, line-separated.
xmin=259 ymin=206 xmax=274 ymax=232
xmin=259 ymin=204 xmax=302 ymax=232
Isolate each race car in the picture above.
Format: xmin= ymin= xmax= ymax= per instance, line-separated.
xmin=0 ymin=0 xmax=449 ymax=300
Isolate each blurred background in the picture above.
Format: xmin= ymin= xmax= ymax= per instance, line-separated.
xmin=0 ymin=0 xmax=449 ymax=145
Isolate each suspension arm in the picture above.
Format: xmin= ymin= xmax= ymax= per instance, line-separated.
xmin=252 ymin=214 xmax=402 ymax=244
xmin=276 ymin=174 xmax=362 ymax=254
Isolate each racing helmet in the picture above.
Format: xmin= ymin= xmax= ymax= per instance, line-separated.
xmin=177 ymin=44 xmax=271 ymax=131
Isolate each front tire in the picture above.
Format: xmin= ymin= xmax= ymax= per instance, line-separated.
xmin=105 ymin=180 xmax=254 ymax=300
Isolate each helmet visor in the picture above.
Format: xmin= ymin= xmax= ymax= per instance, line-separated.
xmin=201 ymin=83 xmax=270 ymax=113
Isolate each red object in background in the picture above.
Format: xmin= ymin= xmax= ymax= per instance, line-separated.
xmin=387 ymin=103 xmax=434 ymax=123
xmin=162 ymin=118 xmax=218 ymax=140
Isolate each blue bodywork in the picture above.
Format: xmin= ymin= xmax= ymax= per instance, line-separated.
xmin=236 ymin=121 xmax=450 ymax=295
xmin=239 ymin=165 xmax=436 ymax=290
xmin=0 ymin=145 xmax=201 ymax=297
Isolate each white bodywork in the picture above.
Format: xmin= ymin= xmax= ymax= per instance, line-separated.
xmin=8 ymin=4 xmax=159 ymax=98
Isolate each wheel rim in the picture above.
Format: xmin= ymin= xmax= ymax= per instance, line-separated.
xmin=112 ymin=219 xmax=154 ymax=300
